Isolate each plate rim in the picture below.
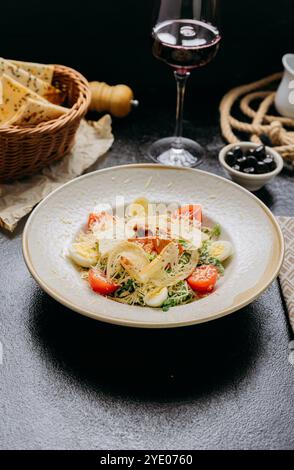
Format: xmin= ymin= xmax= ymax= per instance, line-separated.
xmin=22 ymin=163 xmax=285 ymax=328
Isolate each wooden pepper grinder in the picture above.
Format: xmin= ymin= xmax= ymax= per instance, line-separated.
xmin=89 ymin=81 xmax=138 ymax=118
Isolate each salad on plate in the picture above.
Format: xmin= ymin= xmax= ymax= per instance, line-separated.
xmin=68 ymin=198 xmax=233 ymax=311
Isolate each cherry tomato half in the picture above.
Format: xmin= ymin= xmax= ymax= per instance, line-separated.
xmin=187 ymin=264 xmax=218 ymax=293
xmin=88 ymin=269 xmax=118 ymax=295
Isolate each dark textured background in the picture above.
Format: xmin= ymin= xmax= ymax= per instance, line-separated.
xmin=1 ymin=0 xmax=294 ymax=450
xmin=0 ymin=0 xmax=293 ymax=101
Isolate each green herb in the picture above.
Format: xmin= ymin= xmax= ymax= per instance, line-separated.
xmin=161 ymin=281 xmax=194 ymax=311
xmin=201 ymin=227 xmax=211 ymax=235
xmin=201 ymin=224 xmax=221 ymax=239
xmin=162 ymin=303 xmax=173 ymax=312
xmin=178 ymin=239 xmax=189 ymax=248
xmin=198 ymin=241 xmax=224 ymax=275
xmin=114 ymin=279 xmax=136 ymax=297
xmin=198 ymin=240 xmax=210 ymax=263
xmin=207 ymin=257 xmax=225 ymax=275
xmin=210 ymin=224 xmax=221 ymax=239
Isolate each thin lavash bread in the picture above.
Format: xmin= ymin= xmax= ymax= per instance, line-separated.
xmin=0 ymin=74 xmax=64 ymax=125
xmin=7 ymin=97 xmax=67 ymax=126
xmin=0 ymin=58 xmax=61 ymax=104
xmin=9 ymin=59 xmax=54 ymax=83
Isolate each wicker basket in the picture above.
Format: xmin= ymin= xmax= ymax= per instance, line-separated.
xmin=0 ymin=64 xmax=91 ymax=182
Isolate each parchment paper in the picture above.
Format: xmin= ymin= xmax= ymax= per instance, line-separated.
xmin=0 ymin=115 xmax=113 ymax=231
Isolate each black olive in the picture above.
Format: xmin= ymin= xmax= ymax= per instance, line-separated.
xmin=232 ymin=146 xmax=243 ymax=158
xmin=245 ymin=155 xmax=258 ymax=168
xmin=232 ymin=164 xmax=241 ymax=172
xmin=236 ymin=156 xmax=248 ymax=169
xmin=263 ymin=156 xmax=276 ymax=171
xmin=243 ymin=166 xmax=255 ymax=174
xmin=256 ymin=161 xmax=270 ymax=174
xmin=254 ymin=145 xmax=267 ymax=160
xmin=225 ymin=150 xmax=237 ymax=166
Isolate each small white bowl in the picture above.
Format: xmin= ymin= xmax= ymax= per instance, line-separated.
xmin=219 ymin=142 xmax=284 ymax=192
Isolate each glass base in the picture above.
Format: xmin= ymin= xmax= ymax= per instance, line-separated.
xmin=148 ymin=137 xmax=204 ymax=168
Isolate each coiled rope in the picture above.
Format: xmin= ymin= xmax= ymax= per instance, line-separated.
xmin=219 ymin=72 xmax=294 ymax=160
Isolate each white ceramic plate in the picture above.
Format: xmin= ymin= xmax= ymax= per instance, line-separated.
xmin=23 ymin=164 xmax=284 ymax=328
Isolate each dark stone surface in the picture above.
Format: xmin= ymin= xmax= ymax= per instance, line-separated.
xmin=1 ymin=0 xmax=294 ymax=450
xmin=1 ymin=103 xmax=294 ymax=450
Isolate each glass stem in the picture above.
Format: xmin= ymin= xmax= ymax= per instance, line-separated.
xmin=174 ymin=70 xmax=190 ymax=143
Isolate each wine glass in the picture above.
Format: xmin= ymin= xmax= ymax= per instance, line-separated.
xmin=148 ymin=0 xmax=221 ymax=167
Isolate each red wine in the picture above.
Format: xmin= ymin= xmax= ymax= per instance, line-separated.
xmin=152 ymin=19 xmax=221 ymax=71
